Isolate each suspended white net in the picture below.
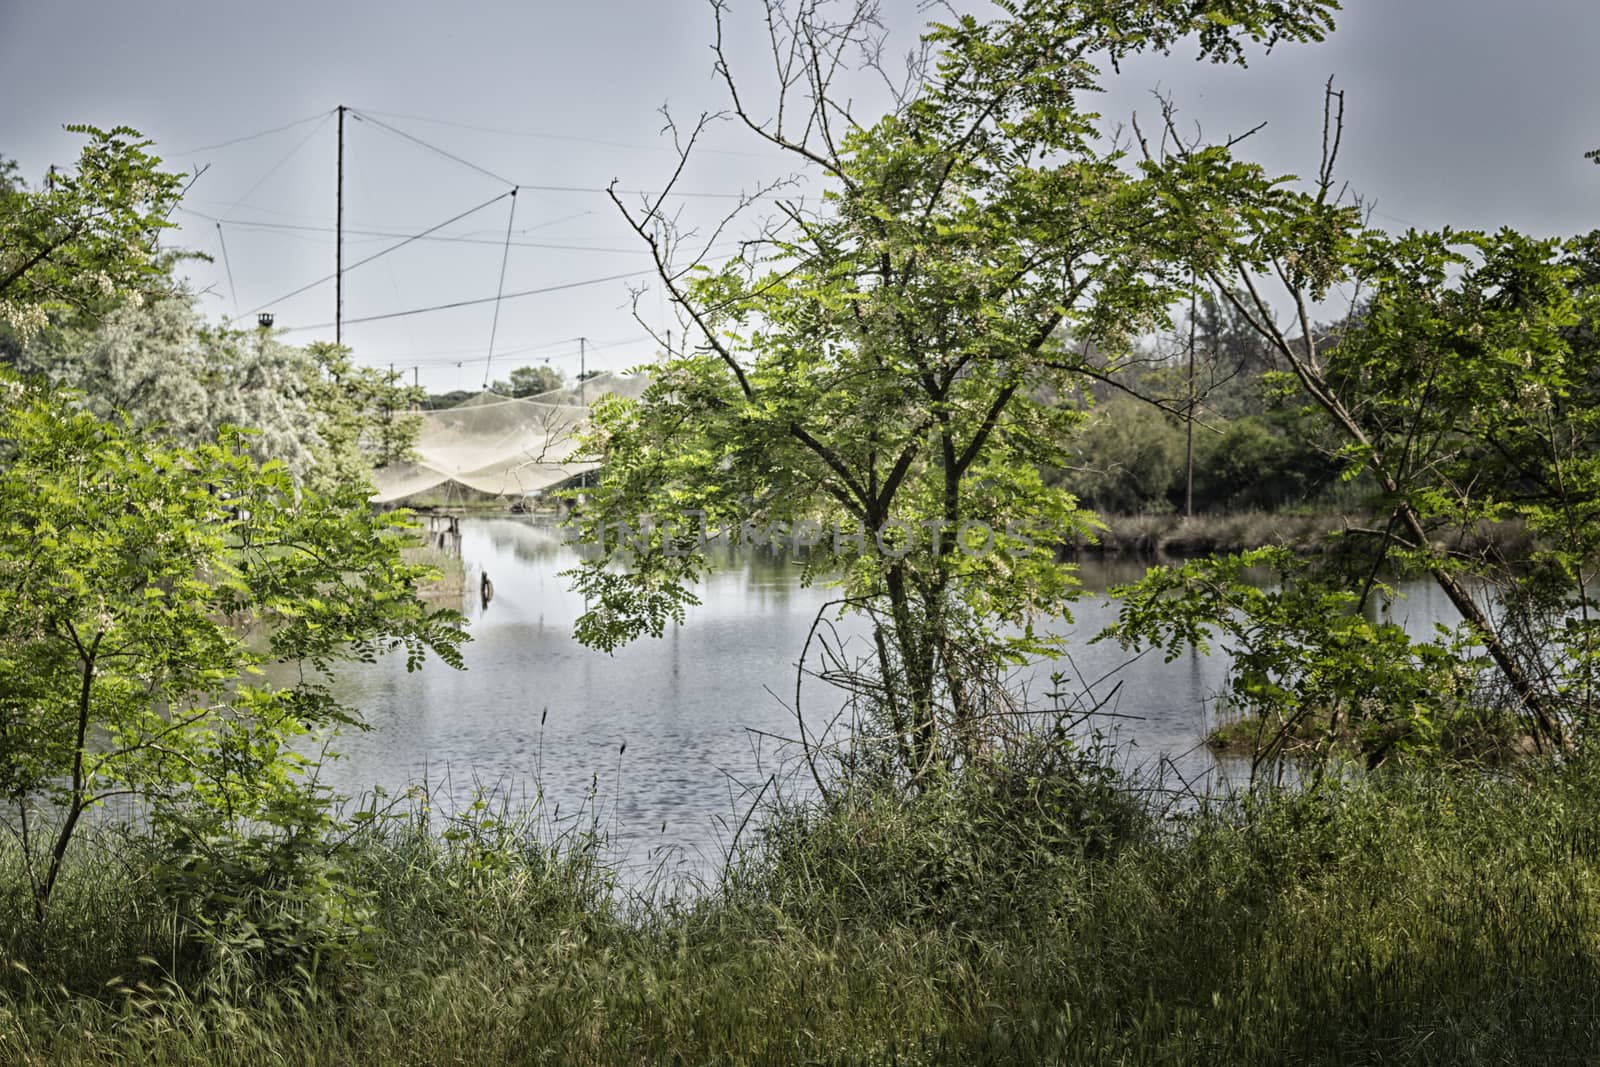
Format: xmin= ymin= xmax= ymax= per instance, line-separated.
xmin=370 ymin=371 xmax=649 ymax=505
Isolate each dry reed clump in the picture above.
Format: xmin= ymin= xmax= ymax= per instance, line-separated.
xmin=1068 ymin=512 xmax=1539 ymax=561
xmin=1062 ymin=512 xmax=1350 ymax=557
xmin=401 ymin=543 xmax=467 ymax=598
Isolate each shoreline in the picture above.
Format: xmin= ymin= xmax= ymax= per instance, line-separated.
xmin=1063 ymin=512 xmax=1537 ymax=560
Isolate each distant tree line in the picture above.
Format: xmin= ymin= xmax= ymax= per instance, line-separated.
xmin=1050 ymin=292 xmax=1347 ymax=515
xmin=422 ymin=363 xmax=570 ymax=409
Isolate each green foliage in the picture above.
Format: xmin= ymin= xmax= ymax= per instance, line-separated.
xmin=1324 ymin=229 xmax=1600 ymax=728
xmin=1190 ymin=413 xmax=1338 ymax=511
xmin=299 ymin=341 xmax=425 ymax=493
xmin=17 ymin=299 xmax=424 ymax=490
xmin=422 ymin=388 xmax=477 ymax=410
xmin=150 ymin=783 xmax=376 ymax=983
xmin=1104 ymin=547 xmax=1488 ymax=764
xmin=1058 ymin=395 xmax=1184 ymax=514
xmin=490 ymin=363 xmax=564 ymax=398
xmin=0 ymin=126 xmax=183 ymax=339
xmin=572 ymin=0 xmax=1339 ymax=778
xmin=1134 ymin=91 xmax=1600 ymax=744
xmin=747 ymin=732 xmax=1140 ymax=932
xmin=0 ymin=374 xmax=464 ymax=918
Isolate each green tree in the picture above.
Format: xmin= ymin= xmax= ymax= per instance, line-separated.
xmin=1189 ymin=414 xmax=1337 ymax=512
xmin=0 ymin=126 xmax=182 ymax=340
xmin=1315 ymin=229 xmax=1600 ymax=742
xmin=568 ymin=0 xmax=1338 ymax=780
xmin=18 ymin=294 xmax=323 ymax=473
xmin=1058 ymin=396 xmax=1184 ymax=514
xmin=491 ymin=364 xmax=564 ymax=398
xmin=1106 ymin=547 xmax=1486 ymax=769
xmin=0 ymin=374 xmax=464 ymax=918
xmin=17 ymin=298 xmax=423 ymax=491
xmin=1129 ymin=88 xmax=1600 ymax=749
xmin=301 ymin=341 xmax=425 ymax=494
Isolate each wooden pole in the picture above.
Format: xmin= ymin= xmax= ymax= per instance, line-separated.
xmin=1184 ymin=281 xmax=1197 ymax=519
xmin=336 ymin=104 xmax=346 ymax=346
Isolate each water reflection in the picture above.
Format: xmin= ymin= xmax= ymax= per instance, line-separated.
xmin=313 ymin=517 xmax=1447 ymax=875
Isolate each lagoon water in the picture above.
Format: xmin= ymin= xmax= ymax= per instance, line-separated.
xmin=313 ymin=516 xmax=1458 ymax=877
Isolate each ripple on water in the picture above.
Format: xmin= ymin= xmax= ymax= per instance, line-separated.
xmin=306 ymin=516 xmax=1453 ymax=880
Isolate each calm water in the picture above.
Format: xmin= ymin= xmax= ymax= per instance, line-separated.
xmin=312 ymin=516 xmax=1459 ymax=875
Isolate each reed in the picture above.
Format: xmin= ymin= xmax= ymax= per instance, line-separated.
xmin=401 ymin=542 xmax=468 ymax=598
xmin=1072 ymin=511 xmax=1540 ymax=561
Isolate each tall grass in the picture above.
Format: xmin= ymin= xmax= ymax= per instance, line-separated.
xmin=402 ymin=542 xmax=467 ymax=598
xmin=5 ymin=752 xmax=1600 ymax=1063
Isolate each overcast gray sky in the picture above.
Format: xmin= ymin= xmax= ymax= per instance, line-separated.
xmin=2 ymin=0 xmax=1596 ymax=391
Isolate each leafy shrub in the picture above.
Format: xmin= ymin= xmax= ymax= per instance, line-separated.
xmin=150 ymin=784 xmax=376 ymax=985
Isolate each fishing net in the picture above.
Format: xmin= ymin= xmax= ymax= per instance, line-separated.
xmin=370 ymin=371 xmax=649 ymax=504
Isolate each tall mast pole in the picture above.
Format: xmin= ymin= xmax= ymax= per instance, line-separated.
xmin=579 ymin=337 xmax=587 ymax=405
xmin=336 ymin=104 xmax=346 ymax=347
xmin=1184 ymin=280 xmax=1197 ymax=519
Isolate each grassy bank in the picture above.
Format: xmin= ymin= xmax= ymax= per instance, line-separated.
xmin=5 ymin=749 xmax=1600 ymax=1064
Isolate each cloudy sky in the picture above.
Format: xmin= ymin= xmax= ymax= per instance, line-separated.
xmin=2 ymin=0 xmax=1595 ymax=391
